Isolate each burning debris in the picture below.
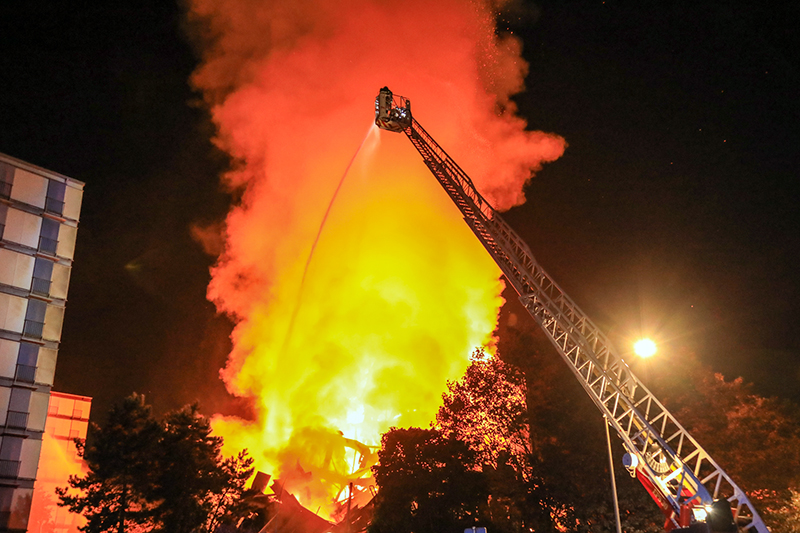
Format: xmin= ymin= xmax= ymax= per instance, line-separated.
xmin=220 ymin=472 xmax=374 ymax=533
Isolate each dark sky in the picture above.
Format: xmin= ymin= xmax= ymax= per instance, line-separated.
xmin=1 ymin=1 xmax=798 ymax=420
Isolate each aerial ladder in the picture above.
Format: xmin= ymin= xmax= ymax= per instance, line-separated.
xmin=374 ymin=87 xmax=768 ymax=533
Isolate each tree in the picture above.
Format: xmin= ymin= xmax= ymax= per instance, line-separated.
xmin=437 ymin=349 xmax=529 ymax=470
xmin=204 ymin=450 xmax=257 ymax=532
xmin=769 ymin=489 xmax=800 ymax=533
xmin=436 ymin=349 xmax=556 ymax=533
xmin=648 ymin=353 xmax=800 ymax=532
xmin=370 ymin=428 xmax=486 ymax=533
xmin=372 ymin=315 xmax=786 ymax=533
xmin=58 ymin=394 xmax=255 ymax=533
xmin=150 ymin=404 xmax=228 ymax=533
xmin=497 ymin=320 xmax=663 ymax=533
xmin=57 ymin=393 xmax=162 ymax=533
xmin=372 ymin=339 xmax=663 ymax=533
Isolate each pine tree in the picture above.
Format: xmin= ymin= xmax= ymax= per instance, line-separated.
xmin=57 ymin=393 xmax=161 ymax=533
xmin=150 ymin=403 xmax=227 ymax=533
xmin=58 ymin=394 xmax=256 ymax=533
xmin=204 ymin=450 xmax=256 ymax=532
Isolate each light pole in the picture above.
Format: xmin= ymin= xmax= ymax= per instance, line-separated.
xmin=606 ymin=338 xmax=659 ymax=533
xmin=605 ymin=413 xmax=623 ymax=533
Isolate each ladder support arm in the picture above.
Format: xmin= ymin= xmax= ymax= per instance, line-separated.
xmin=375 ymin=87 xmax=768 ymax=533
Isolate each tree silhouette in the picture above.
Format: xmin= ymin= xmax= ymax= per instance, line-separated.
xmin=58 ymin=394 xmax=254 ymax=533
xmin=373 ymin=316 xmax=800 ymax=532
xmin=437 ymin=349 xmax=529 ymax=470
xmin=204 ymin=450 xmax=257 ymax=532
xmin=370 ymin=428 xmax=486 ymax=533
xmin=649 ymin=352 xmax=800 ymax=532
xmin=57 ymin=393 xmax=161 ymax=533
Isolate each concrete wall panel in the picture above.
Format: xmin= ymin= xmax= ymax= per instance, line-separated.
xmin=28 ymin=391 xmax=49 ymax=432
xmin=19 ymin=438 xmax=42 ymax=479
xmin=10 ymin=169 xmax=47 ymax=209
xmin=63 ymin=185 xmax=83 ymax=221
xmin=0 ymin=249 xmax=34 ymax=289
xmin=35 ymin=347 xmax=56 ymax=386
xmin=0 ymin=293 xmax=27 ymax=333
xmin=56 ymin=224 xmax=77 ymax=260
xmin=50 ymin=263 xmax=71 ymax=300
xmin=3 ymin=208 xmax=42 ymax=249
xmin=0 ymin=387 xmax=10 ymax=423
xmin=0 ymin=339 xmax=18 ymax=379
xmin=43 ymin=305 xmax=65 ymax=342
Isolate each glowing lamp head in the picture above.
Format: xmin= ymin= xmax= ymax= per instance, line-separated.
xmin=634 ymin=338 xmax=657 ymax=358
xmin=693 ymin=506 xmax=709 ymax=521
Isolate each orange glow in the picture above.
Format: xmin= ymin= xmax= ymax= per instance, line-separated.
xmin=187 ymin=0 xmax=566 ymax=518
xmin=29 ymin=393 xmax=91 ymax=532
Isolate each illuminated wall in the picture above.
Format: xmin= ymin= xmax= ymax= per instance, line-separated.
xmin=0 ymin=153 xmax=83 ymax=532
xmin=29 ymin=392 xmax=91 ymax=533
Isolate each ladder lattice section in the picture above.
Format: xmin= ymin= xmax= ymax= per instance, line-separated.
xmin=404 ymin=119 xmax=767 ymax=533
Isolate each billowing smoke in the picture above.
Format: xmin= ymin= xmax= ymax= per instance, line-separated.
xmin=187 ymin=0 xmax=565 ymax=517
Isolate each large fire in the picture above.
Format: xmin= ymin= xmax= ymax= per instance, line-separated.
xmin=187 ymin=0 xmax=565 ymax=518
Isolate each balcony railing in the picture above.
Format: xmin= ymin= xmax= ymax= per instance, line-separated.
xmin=31 ymin=276 xmax=51 ymax=296
xmin=45 ymin=196 xmax=65 ymax=216
xmin=14 ymin=364 xmax=36 ymax=383
xmin=22 ymin=319 xmax=44 ymax=339
xmin=5 ymin=410 xmax=28 ymax=429
xmin=0 ymin=460 xmax=21 ymax=478
xmin=38 ymin=236 xmax=58 ymax=255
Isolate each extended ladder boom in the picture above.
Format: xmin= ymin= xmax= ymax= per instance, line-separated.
xmin=375 ymin=87 xmax=768 ymax=533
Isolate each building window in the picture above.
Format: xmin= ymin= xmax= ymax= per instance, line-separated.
xmin=45 ymin=180 xmax=66 ymax=216
xmin=6 ymin=388 xmax=31 ymax=430
xmin=0 ymin=460 xmax=20 ymax=479
xmin=13 ymin=365 xmax=36 ymax=383
xmin=0 ymin=437 xmax=23 ymax=479
xmin=4 ymin=411 xmax=28 ymax=430
xmin=0 ymin=162 xmax=13 ymax=199
xmin=23 ymin=299 xmax=47 ymax=339
xmin=15 ymin=343 xmax=38 ymax=384
xmin=31 ymin=257 xmax=54 ymax=296
xmin=38 ymin=218 xmax=59 ymax=255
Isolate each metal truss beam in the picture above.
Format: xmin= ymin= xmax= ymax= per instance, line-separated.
xmin=402 ymin=117 xmax=768 ymax=533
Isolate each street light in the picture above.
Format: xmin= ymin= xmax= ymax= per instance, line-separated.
xmin=634 ymin=338 xmax=657 ymax=358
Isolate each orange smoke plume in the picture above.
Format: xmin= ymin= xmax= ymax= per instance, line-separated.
xmin=187 ymin=0 xmax=565 ymax=518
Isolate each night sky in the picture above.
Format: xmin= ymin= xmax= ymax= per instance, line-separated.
xmin=1 ymin=1 xmax=798 ymax=421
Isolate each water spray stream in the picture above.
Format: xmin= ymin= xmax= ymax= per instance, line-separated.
xmin=281 ymin=125 xmax=377 ymax=354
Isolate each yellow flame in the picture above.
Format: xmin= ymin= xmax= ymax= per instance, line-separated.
xmin=188 ymin=0 xmax=566 ymax=518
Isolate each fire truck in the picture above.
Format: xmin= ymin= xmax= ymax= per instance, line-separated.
xmin=374 ymin=87 xmax=768 ymax=533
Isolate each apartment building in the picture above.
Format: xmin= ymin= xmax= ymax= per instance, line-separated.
xmin=0 ymin=153 xmax=83 ymax=532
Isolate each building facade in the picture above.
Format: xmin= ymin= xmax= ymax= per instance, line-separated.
xmin=28 ymin=391 xmax=92 ymax=533
xmin=0 ymin=153 xmax=83 ymax=532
